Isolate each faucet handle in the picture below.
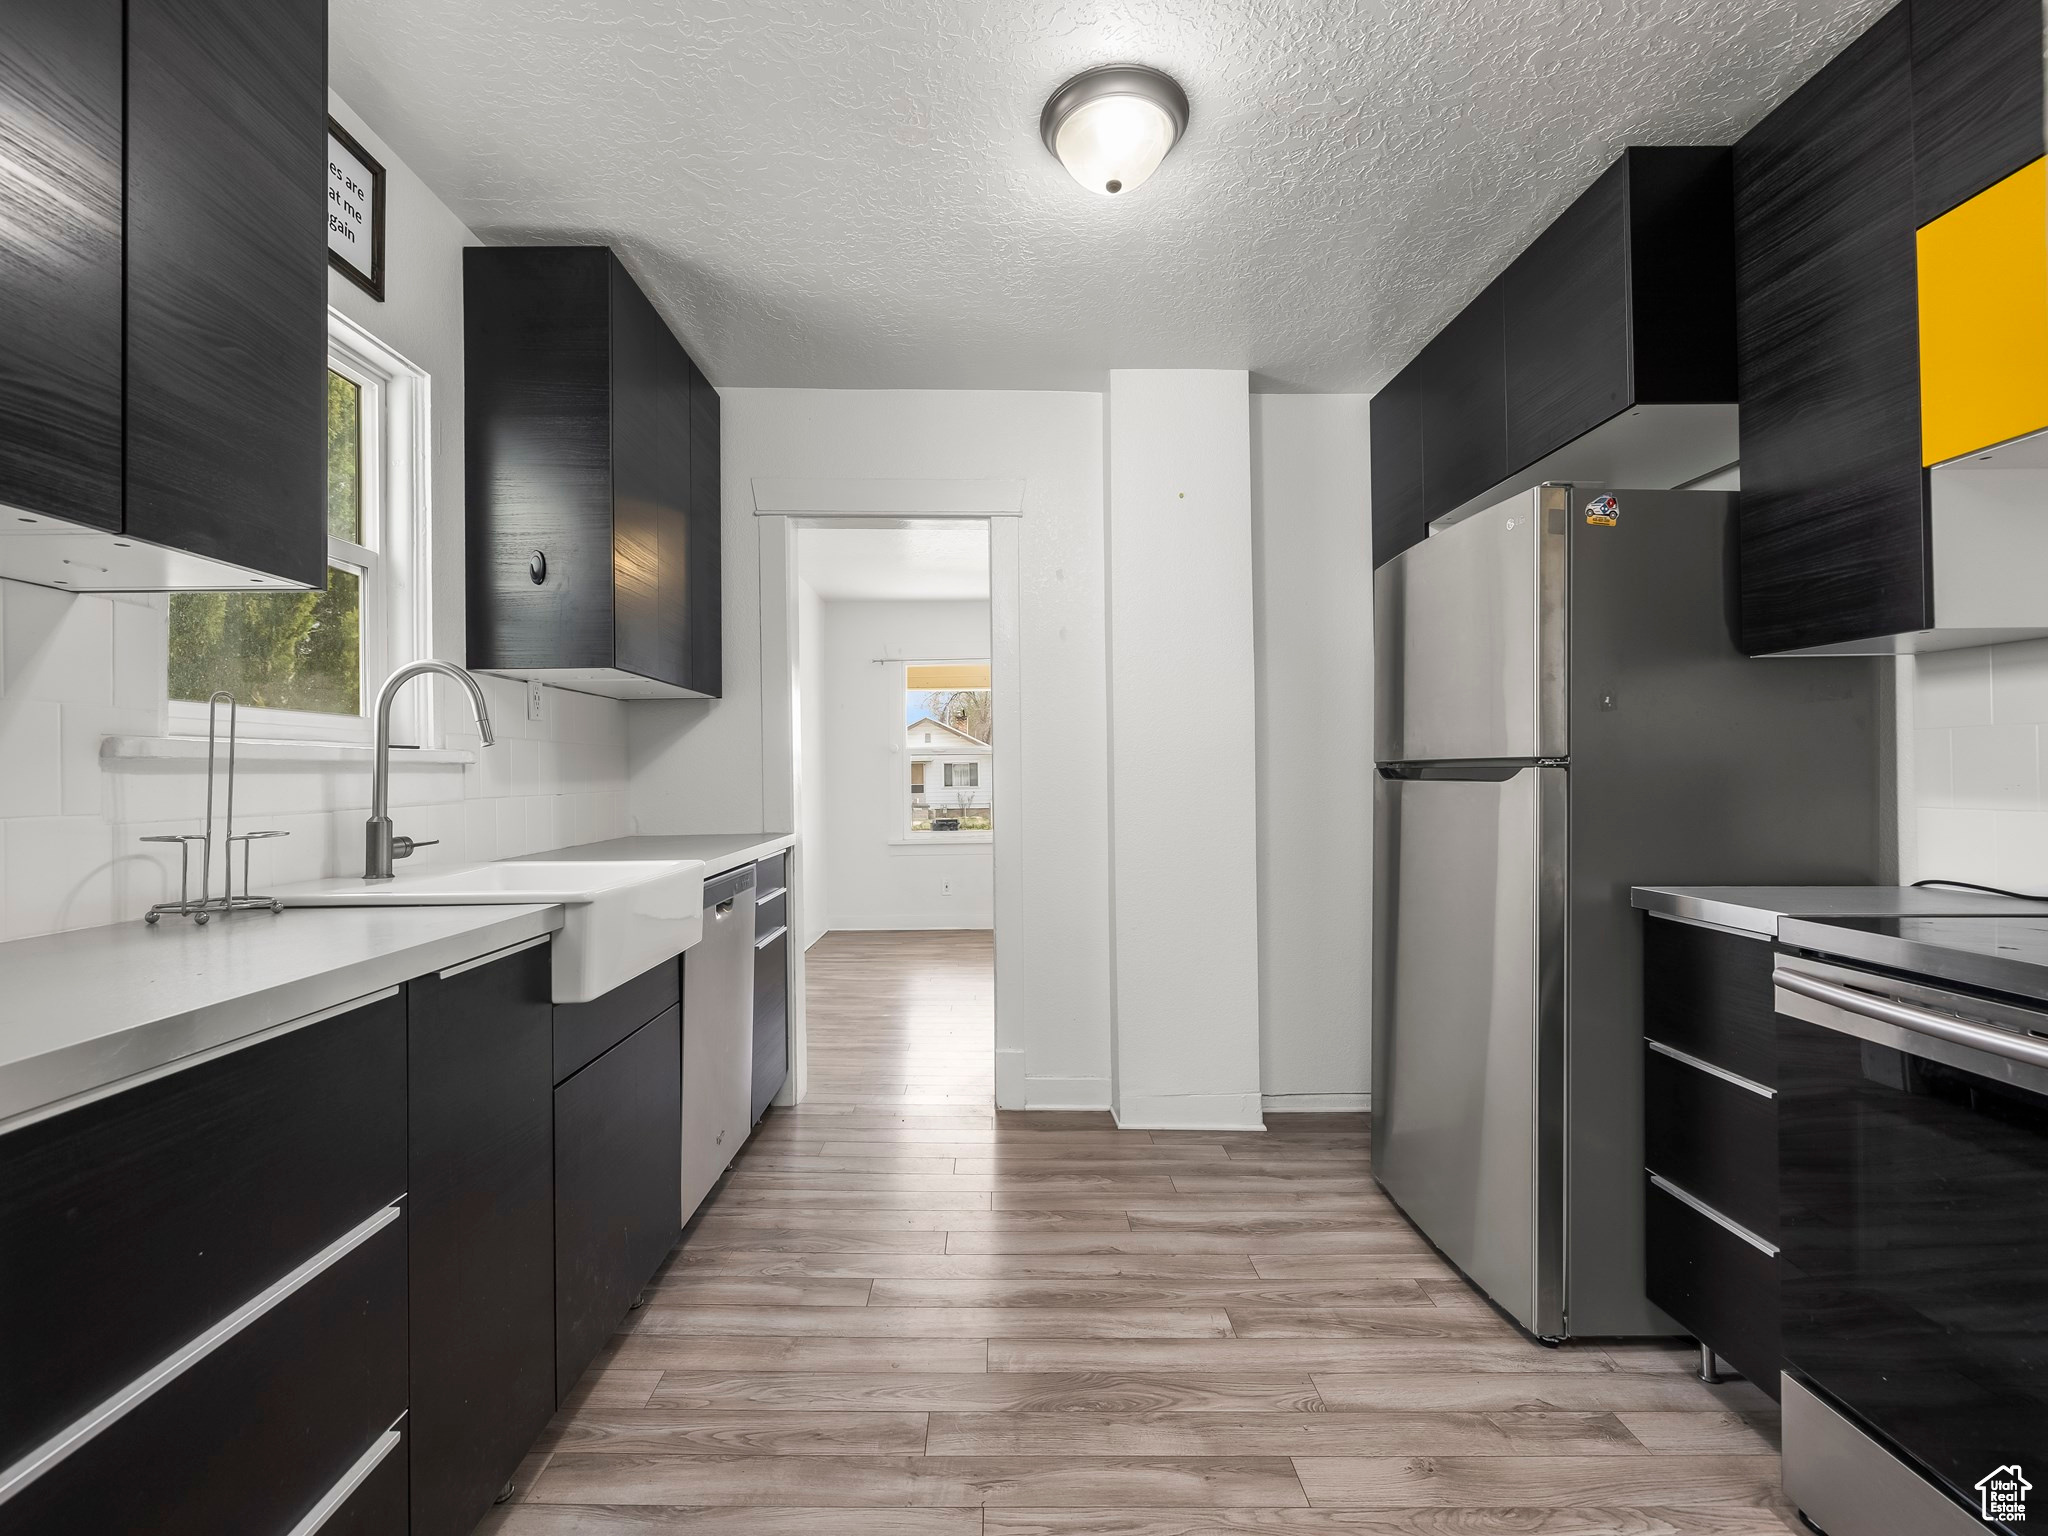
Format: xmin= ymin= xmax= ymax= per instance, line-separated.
xmin=391 ymin=836 xmax=439 ymax=861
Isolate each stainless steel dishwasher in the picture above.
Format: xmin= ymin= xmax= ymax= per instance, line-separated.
xmin=680 ymin=863 xmax=756 ymax=1222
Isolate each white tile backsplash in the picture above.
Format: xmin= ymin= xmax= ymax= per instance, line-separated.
xmin=1916 ymin=640 xmax=2048 ymax=891
xmin=0 ymin=581 xmax=633 ymax=940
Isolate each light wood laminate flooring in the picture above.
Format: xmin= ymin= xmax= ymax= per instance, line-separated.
xmin=483 ymin=929 xmax=1796 ymax=1534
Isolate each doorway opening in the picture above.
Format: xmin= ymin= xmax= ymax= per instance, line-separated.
xmin=791 ymin=520 xmax=996 ymax=1107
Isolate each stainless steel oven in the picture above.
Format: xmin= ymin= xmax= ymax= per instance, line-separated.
xmin=1774 ymin=954 xmax=2048 ymax=1536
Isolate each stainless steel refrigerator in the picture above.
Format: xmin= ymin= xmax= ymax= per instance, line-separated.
xmin=1371 ymin=484 xmax=1882 ymax=1338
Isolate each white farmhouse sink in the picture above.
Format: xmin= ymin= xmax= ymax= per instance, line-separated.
xmin=277 ymin=860 xmax=705 ymax=1003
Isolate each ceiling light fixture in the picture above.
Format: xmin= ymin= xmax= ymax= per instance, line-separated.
xmin=1040 ymin=64 xmax=1189 ymax=197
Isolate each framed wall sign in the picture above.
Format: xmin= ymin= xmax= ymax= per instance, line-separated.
xmin=326 ymin=117 xmax=386 ymax=300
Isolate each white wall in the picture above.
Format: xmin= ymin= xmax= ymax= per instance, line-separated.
xmin=632 ymin=389 xmax=1113 ymax=1109
xmin=1251 ymin=394 xmax=1374 ymax=1111
xmin=817 ymin=599 xmax=993 ymax=931
xmin=0 ymin=95 xmax=628 ymax=941
xmin=795 ymin=576 xmax=829 ymax=946
xmin=1105 ymin=371 xmax=1264 ymax=1130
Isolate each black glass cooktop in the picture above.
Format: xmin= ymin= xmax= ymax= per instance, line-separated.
xmin=1778 ymin=913 xmax=2048 ymax=1005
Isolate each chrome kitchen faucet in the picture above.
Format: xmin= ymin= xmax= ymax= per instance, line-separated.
xmin=364 ymin=661 xmax=496 ymax=880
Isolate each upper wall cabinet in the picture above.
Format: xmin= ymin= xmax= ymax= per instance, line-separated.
xmin=1370 ymin=147 xmax=1737 ymax=568
xmin=1734 ymin=0 xmax=2046 ymax=655
xmin=466 ymin=247 xmax=723 ymax=700
xmin=0 ymin=0 xmax=328 ymax=593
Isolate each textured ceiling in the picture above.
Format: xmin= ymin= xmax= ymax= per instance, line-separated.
xmin=331 ymin=0 xmax=1891 ymax=392
xmin=798 ymin=525 xmax=991 ymax=602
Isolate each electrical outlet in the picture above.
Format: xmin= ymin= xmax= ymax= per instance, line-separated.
xmin=527 ymin=679 xmax=545 ymax=723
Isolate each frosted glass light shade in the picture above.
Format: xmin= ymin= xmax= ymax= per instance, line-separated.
xmin=1040 ymin=65 xmax=1189 ymax=198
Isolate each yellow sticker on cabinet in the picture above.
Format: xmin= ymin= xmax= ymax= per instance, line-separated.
xmin=1918 ymin=158 xmax=2048 ymax=466
xmin=1584 ymin=494 xmax=1619 ymax=526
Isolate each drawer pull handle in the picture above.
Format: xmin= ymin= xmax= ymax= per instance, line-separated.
xmin=754 ymin=925 xmax=788 ymax=950
xmin=1648 ymin=1173 xmax=1779 ymax=1258
xmin=285 ymin=1418 xmax=404 ymax=1536
xmin=755 ymin=886 xmax=788 ymax=905
xmin=0 ymin=1203 xmax=404 ymax=1508
xmin=437 ymin=933 xmax=549 ymax=980
xmin=1644 ymin=1039 xmax=1775 ymax=1099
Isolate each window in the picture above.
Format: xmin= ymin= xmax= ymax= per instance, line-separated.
xmin=904 ymin=662 xmax=991 ymax=836
xmin=167 ymin=312 xmax=429 ymax=743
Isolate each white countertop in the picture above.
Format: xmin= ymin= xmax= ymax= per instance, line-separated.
xmin=0 ymin=903 xmax=562 ymax=1128
xmin=512 ymin=833 xmax=795 ymax=877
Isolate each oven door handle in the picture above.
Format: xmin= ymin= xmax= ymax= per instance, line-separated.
xmin=1774 ymin=969 xmax=2048 ymax=1072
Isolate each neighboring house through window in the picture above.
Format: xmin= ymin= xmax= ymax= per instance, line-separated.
xmin=903 ymin=662 xmax=992 ymax=837
xmin=166 ymin=310 xmax=430 ymax=744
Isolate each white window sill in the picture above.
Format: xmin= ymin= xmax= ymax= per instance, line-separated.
xmin=101 ymin=735 xmax=476 ymax=767
xmin=888 ymin=833 xmax=993 ymax=848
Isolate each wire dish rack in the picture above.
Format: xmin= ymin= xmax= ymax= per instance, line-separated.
xmin=142 ymin=691 xmax=290 ymax=925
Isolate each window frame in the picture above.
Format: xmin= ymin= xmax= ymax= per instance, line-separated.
xmin=897 ymin=660 xmax=993 ymax=844
xmin=167 ymin=310 xmax=432 ymax=746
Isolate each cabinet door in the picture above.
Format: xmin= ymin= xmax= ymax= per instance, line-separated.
xmin=1909 ymin=0 xmax=2044 ymax=225
xmin=407 ymin=941 xmax=556 ymax=1536
xmin=0 ymin=0 xmax=122 ymax=530
xmin=1734 ymin=6 xmax=1927 ymax=655
xmin=124 ymin=0 xmax=326 ymax=586
xmin=555 ymin=1005 xmax=682 ymax=1396
xmin=1369 ymin=359 xmax=1425 ymax=568
xmin=685 ymin=351 xmax=724 ymax=696
xmin=752 ymin=925 xmax=789 ymax=1124
xmin=1418 ymin=278 xmax=1507 ymax=520
xmin=1504 ymin=157 xmax=1631 ymax=471
xmin=610 ymin=257 xmax=671 ymax=686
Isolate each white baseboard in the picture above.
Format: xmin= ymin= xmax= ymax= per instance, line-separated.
xmin=1262 ymin=1092 xmax=1371 ymax=1113
xmin=995 ymin=1049 xmax=1026 ymax=1110
xmin=824 ymin=916 xmax=995 ymax=932
xmin=1112 ymin=1090 xmax=1265 ymax=1132
xmin=1023 ymin=1075 xmax=1111 ymax=1111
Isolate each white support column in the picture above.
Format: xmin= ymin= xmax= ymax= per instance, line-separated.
xmin=1104 ymin=370 xmax=1264 ymax=1130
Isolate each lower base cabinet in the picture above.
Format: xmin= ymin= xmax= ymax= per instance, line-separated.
xmin=407 ymin=940 xmax=557 ymax=1536
xmin=555 ymin=1004 xmax=682 ymax=1395
xmin=2 ymin=1213 xmax=408 ymax=1535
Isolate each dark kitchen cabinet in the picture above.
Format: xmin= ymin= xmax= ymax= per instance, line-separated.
xmin=1417 ymin=278 xmax=1507 ymax=521
xmin=0 ymin=0 xmax=123 ymax=532
xmin=407 ymin=939 xmax=556 ymax=1536
xmin=1734 ymin=0 xmax=2045 ymax=654
xmin=1641 ymin=913 xmax=1783 ymax=1399
xmin=1503 ymin=148 xmax=1735 ymax=469
xmin=0 ymin=0 xmax=328 ymax=592
xmin=554 ymin=1005 xmax=682 ymax=1396
xmin=0 ymin=989 xmax=404 ymax=1472
xmin=752 ymin=850 xmax=791 ymax=1124
xmin=466 ymin=246 xmax=723 ymax=698
xmin=1734 ymin=7 xmax=1927 ymax=656
xmin=1909 ymin=0 xmax=2043 ymax=224
xmin=1368 ymin=146 xmax=1737 ymax=564
xmin=3 ymin=1213 xmax=408 ymax=1536
xmin=1369 ymin=357 xmax=1426 ymax=566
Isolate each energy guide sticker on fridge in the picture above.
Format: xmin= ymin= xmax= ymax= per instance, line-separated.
xmin=1585 ymin=495 xmax=1620 ymax=527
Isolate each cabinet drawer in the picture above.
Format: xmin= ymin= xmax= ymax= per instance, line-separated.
xmin=0 ymin=989 xmax=404 ymax=1471
xmin=313 ymin=1417 xmax=408 ymax=1536
xmin=755 ymin=884 xmax=787 ymax=942
xmin=1642 ymin=915 xmax=1777 ymax=1085
xmin=752 ymin=926 xmax=790 ymax=1125
xmin=1645 ymin=1176 xmax=1781 ymax=1399
xmin=754 ymin=850 xmax=787 ymax=900
xmin=1643 ymin=1046 xmax=1778 ymax=1240
xmin=554 ymin=954 xmax=679 ymax=1083
xmin=555 ymin=1005 xmax=682 ymax=1398
xmin=3 ymin=1205 xmax=407 ymax=1533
